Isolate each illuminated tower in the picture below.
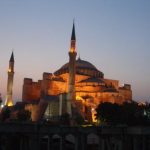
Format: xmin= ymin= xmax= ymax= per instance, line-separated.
xmin=67 ymin=23 xmax=77 ymax=116
xmin=5 ymin=52 xmax=14 ymax=106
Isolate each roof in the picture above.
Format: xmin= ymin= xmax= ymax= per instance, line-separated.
xmin=54 ymin=57 xmax=104 ymax=78
xmin=79 ymin=77 xmax=105 ymax=84
xmin=51 ymin=77 xmax=65 ymax=82
xmin=55 ymin=57 xmax=99 ymax=72
xmin=102 ymin=88 xmax=118 ymax=93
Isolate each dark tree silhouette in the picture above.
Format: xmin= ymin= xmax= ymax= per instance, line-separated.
xmin=17 ymin=109 xmax=31 ymax=121
xmin=60 ymin=113 xmax=70 ymax=125
xmin=95 ymin=101 xmax=150 ymax=126
xmin=95 ymin=102 xmax=121 ymax=125
xmin=0 ymin=106 xmax=11 ymax=122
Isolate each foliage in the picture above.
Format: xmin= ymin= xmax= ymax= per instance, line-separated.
xmin=95 ymin=102 xmax=150 ymax=126
xmin=74 ymin=112 xmax=85 ymax=125
xmin=95 ymin=102 xmax=121 ymax=125
xmin=60 ymin=112 xmax=85 ymax=125
xmin=17 ymin=109 xmax=31 ymax=121
xmin=60 ymin=113 xmax=70 ymax=125
xmin=0 ymin=106 xmax=11 ymax=122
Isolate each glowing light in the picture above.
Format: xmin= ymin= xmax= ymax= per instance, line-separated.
xmin=6 ymin=101 xmax=13 ymax=107
xmin=1 ymin=104 xmax=4 ymax=108
xmin=8 ymin=68 xmax=11 ymax=72
xmin=91 ymin=108 xmax=95 ymax=111
xmin=76 ymin=96 xmax=84 ymax=101
xmin=70 ymin=48 xmax=75 ymax=53
xmin=82 ymin=124 xmax=93 ymax=127
xmin=91 ymin=107 xmax=97 ymax=122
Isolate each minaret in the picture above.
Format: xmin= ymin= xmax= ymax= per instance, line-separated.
xmin=5 ymin=52 xmax=14 ymax=106
xmin=67 ymin=22 xmax=77 ymax=116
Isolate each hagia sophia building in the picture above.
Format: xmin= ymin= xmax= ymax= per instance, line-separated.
xmin=5 ymin=23 xmax=132 ymax=123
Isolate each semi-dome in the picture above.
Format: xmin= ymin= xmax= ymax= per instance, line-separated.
xmin=54 ymin=57 xmax=104 ymax=78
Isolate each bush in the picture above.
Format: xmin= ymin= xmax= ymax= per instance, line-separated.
xmin=95 ymin=102 xmax=150 ymax=126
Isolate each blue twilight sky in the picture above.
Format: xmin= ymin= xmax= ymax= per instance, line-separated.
xmin=0 ymin=0 xmax=150 ymax=103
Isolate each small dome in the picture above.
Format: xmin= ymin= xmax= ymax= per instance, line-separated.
xmin=54 ymin=57 xmax=104 ymax=78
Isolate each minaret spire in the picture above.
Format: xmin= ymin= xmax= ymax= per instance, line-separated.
xmin=10 ymin=51 xmax=14 ymax=62
xmin=67 ymin=22 xmax=77 ymax=116
xmin=70 ymin=21 xmax=76 ymax=53
xmin=71 ymin=22 xmax=76 ymax=41
xmin=5 ymin=52 xmax=15 ymax=106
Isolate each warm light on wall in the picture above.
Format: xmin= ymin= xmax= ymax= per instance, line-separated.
xmin=91 ymin=108 xmax=97 ymax=122
xmin=51 ymin=74 xmax=55 ymax=79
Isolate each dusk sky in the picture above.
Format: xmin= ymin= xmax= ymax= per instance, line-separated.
xmin=0 ymin=0 xmax=150 ymax=103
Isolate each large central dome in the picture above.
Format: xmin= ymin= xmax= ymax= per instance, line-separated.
xmin=54 ymin=57 xmax=104 ymax=78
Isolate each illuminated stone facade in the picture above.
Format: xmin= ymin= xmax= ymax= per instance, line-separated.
xmin=22 ymin=24 xmax=132 ymax=122
xmin=22 ymin=57 xmax=132 ymax=122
